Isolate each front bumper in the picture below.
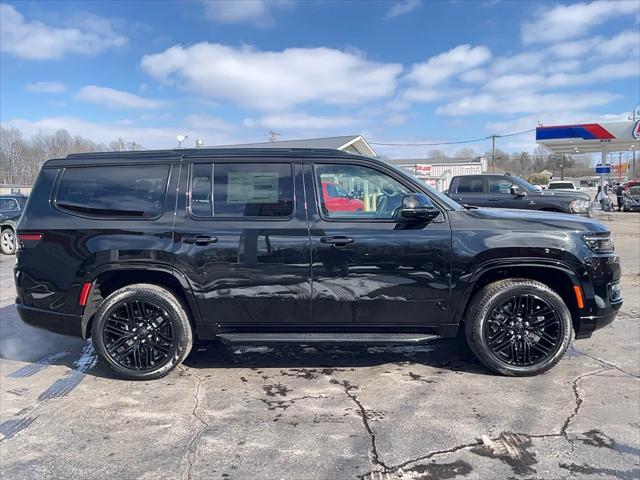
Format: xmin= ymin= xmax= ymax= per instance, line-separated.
xmin=17 ymin=301 xmax=84 ymax=338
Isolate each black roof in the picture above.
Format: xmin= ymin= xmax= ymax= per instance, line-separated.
xmin=45 ymin=147 xmax=372 ymax=168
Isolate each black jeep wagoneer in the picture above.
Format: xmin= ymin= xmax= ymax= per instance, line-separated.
xmin=15 ymin=148 xmax=622 ymax=380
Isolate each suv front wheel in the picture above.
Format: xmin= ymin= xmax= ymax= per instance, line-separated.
xmin=92 ymin=283 xmax=193 ymax=380
xmin=465 ymin=279 xmax=572 ymax=376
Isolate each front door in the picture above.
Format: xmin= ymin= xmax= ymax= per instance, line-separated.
xmin=173 ymin=159 xmax=312 ymax=333
xmin=305 ymin=161 xmax=452 ymax=332
xmin=486 ymin=177 xmax=534 ymax=209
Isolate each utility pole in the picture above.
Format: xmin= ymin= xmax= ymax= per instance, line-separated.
xmin=268 ymin=130 xmax=281 ymax=142
xmin=632 ymin=106 xmax=638 ymax=180
xmin=491 ymin=135 xmax=496 ymax=173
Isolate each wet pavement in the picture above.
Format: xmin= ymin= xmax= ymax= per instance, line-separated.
xmin=0 ymin=214 xmax=638 ymax=479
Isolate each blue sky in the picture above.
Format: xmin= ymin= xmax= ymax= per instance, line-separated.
xmin=1 ymin=0 xmax=638 ymax=157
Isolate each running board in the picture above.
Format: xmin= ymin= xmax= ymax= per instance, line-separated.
xmin=216 ymin=333 xmax=439 ymax=345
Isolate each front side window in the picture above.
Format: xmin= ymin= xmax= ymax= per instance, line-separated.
xmin=189 ymin=163 xmax=293 ymax=218
xmin=0 ymin=198 xmax=19 ymax=211
xmin=56 ymin=165 xmax=169 ymax=218
xmin=315 ymin=164 xmax=410 ymax=219
xmin=488 ymin=178 xmax=516 ymax=194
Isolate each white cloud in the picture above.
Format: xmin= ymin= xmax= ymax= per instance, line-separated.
xmin=405 ymin=44 xmax=492 ymax=87
xmin=202 ymin=0 xmax=293 ymax=26
xmin=437 ymin=91 xmax=619 ymax=116
xmin=140 ymin=43 xmax=402 ymax=111
xmin=243 ymin=112 xmax=358 ymax=130
xmin=75 ymin=86 xmax=166 ymax=109
xmin=25 ymin=81 xmax=66 ymax=93
xmin=385 ymin=0 xmax=422 ymax=19
xmin=486 ymin=111 xmax=633 ymax=135
xmin=185 ymin=114 xmax=233 ymax=131
xmin=1 ymin=116 xmax=239 ymax=149
xmin=521 ymin=0 xmax=640 ymax=44
xmin=0 ymin=3 xmax=126 ymax=60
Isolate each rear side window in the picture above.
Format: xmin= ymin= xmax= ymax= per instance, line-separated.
xmin=190 ymin=163 xmax=293 ymax=218
xmin=55 ymin=165 xmax=169 ymax=218
xmin=456 ymin=177 xmax=485 ymax=193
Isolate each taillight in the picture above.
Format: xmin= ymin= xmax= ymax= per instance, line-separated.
xmin=17 ymin=233 xmax=43 ymax=249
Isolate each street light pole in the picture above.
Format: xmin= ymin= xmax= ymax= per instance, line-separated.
xmin=491 ymin=135 xmax=496 ymax=174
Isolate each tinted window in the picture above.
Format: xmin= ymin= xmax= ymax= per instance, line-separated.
xmin=0 ymin=198 xmax=19 ymax=211
xmin=548 ymin=182 xmax=574 ymax=189
xmin=488 ymin=178 xmax=516 ymax=194
xmin=190 ymin=163 xmax=293 ymax=218
xmin=456 ymin=177 xmax=484 ymax=193
xmin=316 ymin=164 xmax=410 ymax=219
xmin=56 ymin=165 xmax=169 ymax=218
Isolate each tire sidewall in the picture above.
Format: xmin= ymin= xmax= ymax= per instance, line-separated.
xmin=466 ymin=281 xmax=572 ymax=376
xmin=92 ymin=285 xmax=192 ymax=380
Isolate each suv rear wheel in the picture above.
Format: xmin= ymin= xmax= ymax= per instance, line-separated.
xmin=1 ymin=228 xmax=16 ymax=255
xmin=92 ymin=283 xmax=193 ymax=380
xmin=465 ymin=279 xmax=572 ymax=376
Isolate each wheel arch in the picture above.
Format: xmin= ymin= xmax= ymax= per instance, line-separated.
xmin=80 ymin=264 xmax=201 ymax=339
xmin=455 ymin=260 xmax=583 ymax=336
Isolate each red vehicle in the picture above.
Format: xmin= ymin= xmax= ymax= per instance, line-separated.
xmin=321 ymin=182 xmax=365 ymax=212
xmin=622 ymin=181 xmax=640 ymax=191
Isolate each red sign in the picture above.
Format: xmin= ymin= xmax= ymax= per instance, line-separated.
xmin=415 ymin=164 xmax=432 ymax=175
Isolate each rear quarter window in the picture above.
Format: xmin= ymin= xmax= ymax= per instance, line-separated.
xmin=55 ymin=165 xmax=170 ymax=218
xmin=456 ymin=177 xmax=485 ymax=193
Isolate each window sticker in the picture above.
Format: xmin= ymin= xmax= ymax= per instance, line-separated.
xmin=227 ymin=172 xmax=279 ymax=203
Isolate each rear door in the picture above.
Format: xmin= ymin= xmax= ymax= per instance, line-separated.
xmin=449 ymin=176 xmax=488 ymax=207
xmin=172 ymin=158 xmax=312 ymax=333
xmin=305 ymin=160 xmax=452 ymax=331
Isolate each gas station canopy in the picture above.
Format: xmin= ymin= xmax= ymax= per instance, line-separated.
xmin=536 ymin=121 xmax=640 ymax=154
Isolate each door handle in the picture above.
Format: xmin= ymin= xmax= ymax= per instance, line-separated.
xmin=182 ymin=235 xmax=218 ymax=246
xmin=320 ymin=236 xmax=354 ymax=246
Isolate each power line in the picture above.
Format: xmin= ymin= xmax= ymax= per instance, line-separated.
xmin=369 ymin=128 xmax=536 ymax=147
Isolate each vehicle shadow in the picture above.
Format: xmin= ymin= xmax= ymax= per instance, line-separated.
xmin=0 ymin=303 xmax=492 ymax=379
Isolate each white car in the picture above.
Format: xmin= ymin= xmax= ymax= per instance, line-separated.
xmin=546 ymin=180 xmax=578 ymax=191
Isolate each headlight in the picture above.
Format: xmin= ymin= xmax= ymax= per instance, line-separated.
xmin=570 ymin=199 xmax=591 ymax=213
xmin=583 ymin=233 xmax=614 ymax=253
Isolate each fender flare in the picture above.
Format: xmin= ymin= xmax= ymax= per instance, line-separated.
xmin=79 ymin=262 xmax=202 ymax=339
xmin=452 ymin=258 xmax=583 ymax=326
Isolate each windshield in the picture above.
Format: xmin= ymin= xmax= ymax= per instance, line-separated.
xmin=629 ymin=186 xmax=640 ymax=195
xmin=548 ymin=182 xmax=574 ymax=189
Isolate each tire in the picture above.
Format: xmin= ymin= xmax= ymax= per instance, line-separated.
xmin=92 ymin=283 xmax=193 ymax=380
xmin=465 ymin=279 xmax=572 ymax=376
xmin=1 ymin=228 xmax=16 ymax=255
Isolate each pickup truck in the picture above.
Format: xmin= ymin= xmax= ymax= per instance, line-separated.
xmin=446 ymin=174 xmax=592 ymax=215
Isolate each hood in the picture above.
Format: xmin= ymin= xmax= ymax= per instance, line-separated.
xmin=534 ymin=189 xmax=590 ymax=201
xmin=452 ymin=207 xmax=607 ymax=233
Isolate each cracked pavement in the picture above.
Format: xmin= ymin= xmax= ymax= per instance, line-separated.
xmin=1 ymin=214 xmax=638 ymax=479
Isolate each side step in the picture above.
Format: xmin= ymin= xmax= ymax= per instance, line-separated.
xmin=216 ymin=333 xmax=439 ymax=345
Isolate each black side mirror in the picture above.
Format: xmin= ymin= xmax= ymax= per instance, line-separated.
xmin=400 ymin=194 xmax=440 ymax=221
xmin=510 ymin=186 xmax=527 ymax=197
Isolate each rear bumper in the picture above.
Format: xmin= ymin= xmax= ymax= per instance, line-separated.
xmin=17 ymin=302 xmax=84 ymax=338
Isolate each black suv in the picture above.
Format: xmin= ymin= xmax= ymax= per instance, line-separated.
xmin=15 ymin=149 xmax=622 ymax=380
xmin=447 ymin=174 xmax=592 ymax=215
xmin=1 ymin=193 xmax=28 ymax=255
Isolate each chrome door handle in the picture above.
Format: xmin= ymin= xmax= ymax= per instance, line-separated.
xmin=320 ymin=236 xmax=354 ymax=246
xmin=183 ymin=235 xmax=218 ymax=246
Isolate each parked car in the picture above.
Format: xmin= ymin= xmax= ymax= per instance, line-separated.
xmin=623 ymin=186 xmax=640 ymax=212
xmin=446 ymin=174 xmax=592 ymax=216
xmin=622 ymin=181 xmax=640 ymax=191
xmin=15 ymin=149 xmax=621 ymax=379
xmin=321 ymin=181 xmax=365 ymax=213
xmin=0 ymin=194 xmax=28 ymax=255
xmin=546 ymin=180 xmax=578 ymax=190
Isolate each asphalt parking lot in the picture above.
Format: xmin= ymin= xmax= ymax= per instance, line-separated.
xmin=1 ymin=214 xmax=638 ymax=480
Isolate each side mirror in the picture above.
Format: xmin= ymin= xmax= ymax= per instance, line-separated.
xmin=400 ymin=194 xmax=440 ymax=221
xmin=510 ymin=186 xmax=527 ymax=197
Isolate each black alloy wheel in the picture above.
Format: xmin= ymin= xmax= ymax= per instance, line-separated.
xmin=484 ymin=294 xmax=561 ymax=367
xmin=92 ymin=283 xmax=193 ymax=380
xmin=102 ymin=300 xmax=175 ymax=371
xmin=466 ymin=279 xmax=572 ymax=376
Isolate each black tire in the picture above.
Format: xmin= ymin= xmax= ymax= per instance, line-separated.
xmin=465 ymin=279 xmax=572 ymax=376
xmin=92 ymin=283 xmax=193 ymax=380
xmin=1 ymin=228 xmax=16 ymax=255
